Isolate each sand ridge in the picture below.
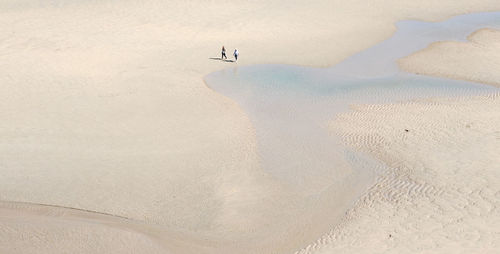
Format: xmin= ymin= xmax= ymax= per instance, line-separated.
xmin=0 ymin=201 xmax=168 ymax=254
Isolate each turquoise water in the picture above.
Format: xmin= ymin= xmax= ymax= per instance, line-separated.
xmin=204 ymin=12 xmax=500 ymax=198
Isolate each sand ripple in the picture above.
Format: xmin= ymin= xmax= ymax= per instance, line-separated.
xmin=294 ymin=93 xmax=500 ymax=253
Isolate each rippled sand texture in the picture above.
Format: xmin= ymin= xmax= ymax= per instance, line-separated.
xmin=297 ymin=26 xmax=500 ymax=253
xmin=400 ymin=28 xmax=500 ymax=87
xmin=292 ymin=94 xmax=500 ymax=254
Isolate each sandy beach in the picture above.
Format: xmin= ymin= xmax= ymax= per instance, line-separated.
xmin=1 ymin=0 xmax=500 ymax=253
xmin=399 ymin=28 xmax=500 ymax=87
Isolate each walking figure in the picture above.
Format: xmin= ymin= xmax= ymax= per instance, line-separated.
xmin=233 ymin=49 xmax=239 ymax=61
xmin=221 ymin=46 xmax=227 ymax=60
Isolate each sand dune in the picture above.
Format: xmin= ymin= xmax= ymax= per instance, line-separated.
xmin=399 ymin=28 xmax=500 ymax=87
xmin=1 ymin=0 xmax=500 ymax=253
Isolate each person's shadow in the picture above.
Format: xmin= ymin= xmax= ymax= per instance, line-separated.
xmin=209 ymin=57 xmax=234 ymax=62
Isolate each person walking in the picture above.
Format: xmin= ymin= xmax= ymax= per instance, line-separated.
xmin=233 ymin=49 xmax=239 ymax=61
xmin=221 ymin=46 xmax=227 ymax=60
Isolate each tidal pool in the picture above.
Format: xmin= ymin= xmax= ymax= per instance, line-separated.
xmin=205 ymin=12 xmax=500 ymax=199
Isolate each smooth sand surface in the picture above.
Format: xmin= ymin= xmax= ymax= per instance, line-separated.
xmin=0 ymin=202 xmax=167 ymax=254
xmin=1 ymin=0 xmax=500 ymax=253
xmin=399 ymin=28 xmax=500 ymax=87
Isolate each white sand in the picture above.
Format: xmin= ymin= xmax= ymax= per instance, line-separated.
xmin=313 ymin=93 xmax=500 ymax=253
xmin=399 ymin=28 xmax=500 ymax=87
xmin=1 ymin=0 xmax=500 ymax=253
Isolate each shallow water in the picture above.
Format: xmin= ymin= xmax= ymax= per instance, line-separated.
xmin=205 ymin=12 xmax=500 ymax=198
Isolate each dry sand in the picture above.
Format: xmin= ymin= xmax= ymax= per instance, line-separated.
xmin=399 ymin=28 xmax=500 ymax=87
xmin=315 ymin=93 xmax=500 ymax=254
xmin=1 ymin=0 xmax=500 ymax=253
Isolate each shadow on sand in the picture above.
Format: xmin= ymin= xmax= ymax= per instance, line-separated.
xmin=209 ymin=57 xmax=234 ymax=63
